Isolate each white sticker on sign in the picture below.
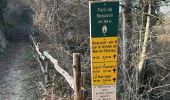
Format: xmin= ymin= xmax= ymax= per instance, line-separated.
xmin=92 ymin=85 xmax=116 ymax=100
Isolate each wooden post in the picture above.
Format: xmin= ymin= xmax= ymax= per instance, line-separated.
xmin=81 ymin=72 xmax=85 ymax=88
xmin=73 ymin=53 xmax=82 ymax=100
xmin=81 ymin=72 xmax=88 ymax=100
xmin=45 ymin=59 xmax=50 ymax=85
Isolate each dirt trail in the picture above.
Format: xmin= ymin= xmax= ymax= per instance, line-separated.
xmin=0 ymin=42 xmax=32 ymax=100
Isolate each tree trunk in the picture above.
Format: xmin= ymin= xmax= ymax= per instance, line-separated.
xmin=138 ymin=3 xmax=151 ymax=75
xmin=122 ymin=0 xmax=132 ymax=74
xmin=121 ymin=0 xmax=132 ymax=99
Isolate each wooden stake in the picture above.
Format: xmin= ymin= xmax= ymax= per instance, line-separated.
xmin=45 ymin=59 xmax=50 ymax=85
xmin=81 ymin=72 xmax=88 ymax=100
xmin=73 ymin=53 xmax=82 ymax=100
xmin=81 ymin=72 xmax=85 ymax=88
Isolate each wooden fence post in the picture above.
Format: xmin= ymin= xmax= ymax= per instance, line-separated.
xmin=73 ymin=53 xmax=82 ymax=100
xmin=81 ymin=72 xmax=85 ymax=88
xmin=45 ymin=59 xmax=50 ymax=85
xmin=81 ymin=72 xmax=88 ymax=100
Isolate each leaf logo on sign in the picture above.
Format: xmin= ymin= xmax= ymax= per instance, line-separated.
xmin=102 ymin=25 xmax=107 ymax=36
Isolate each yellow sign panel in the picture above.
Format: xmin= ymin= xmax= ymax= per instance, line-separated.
xmin=92 ymin=37 xmax=118 ymax=86
xmin=92 ymin=62 xmax=117 ymax=86
xmin=92 ymin=37 xmax=118 ymax=63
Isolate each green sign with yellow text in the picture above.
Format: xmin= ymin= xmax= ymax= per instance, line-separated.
xmin=90 ymin=1 xmax=119 ymax=100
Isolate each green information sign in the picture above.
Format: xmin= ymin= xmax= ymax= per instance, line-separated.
xmin=90 ymin=1 xmax=119 ymax=100
xmin=90 ymin=2 xmax=119 ymax=37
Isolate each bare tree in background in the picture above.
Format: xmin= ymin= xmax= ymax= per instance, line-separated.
xmin=121 ymin=0 xmax=133 ymax=99
xmin=120 ymin=0 xmax=170 ymax=100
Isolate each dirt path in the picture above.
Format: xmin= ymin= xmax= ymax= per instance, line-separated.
xmin=0 ymin=42 xmax=37 ymax=100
